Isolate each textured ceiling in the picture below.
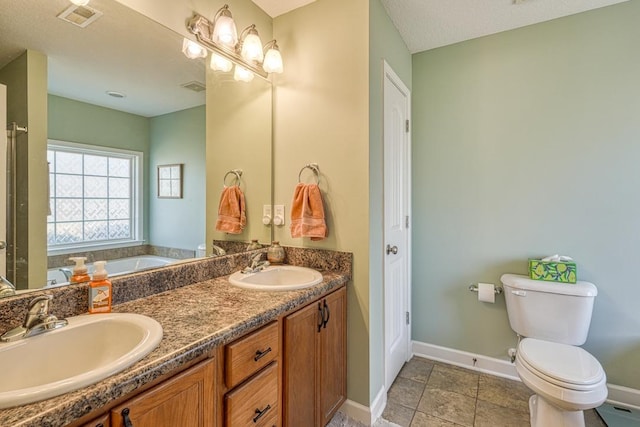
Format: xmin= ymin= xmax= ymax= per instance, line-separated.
xmin=0 ymin=0 xmax=205 ymax=117
xmin=381 ymin=0 xmax=629 ymax=53
xmin=251 ymin=0 xmax=316 ymax=17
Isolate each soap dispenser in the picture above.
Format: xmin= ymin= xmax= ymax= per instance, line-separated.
xmin=89 ymin=261 xmax=112 ymax=314
xmin=69 ymin=257 xmax=91 ymax=284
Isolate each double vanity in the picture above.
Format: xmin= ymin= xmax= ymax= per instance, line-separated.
xmin=0 ymin=247 xmax=351 ymax=427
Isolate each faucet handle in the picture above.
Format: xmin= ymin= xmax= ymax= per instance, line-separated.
xmin=24 ymin=295 xmax=53 ymax=328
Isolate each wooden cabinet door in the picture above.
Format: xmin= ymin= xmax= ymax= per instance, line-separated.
xmin=283 ymin=299 xmax=322 ymax=426
xmin=318 ymin=287 xmax=347 ymax=426
xmin=110 ymin=358 xmax=215 ymax=427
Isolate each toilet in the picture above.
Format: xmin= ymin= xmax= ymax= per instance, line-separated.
xmin=500 ymin=274 xmax=608 ymax=427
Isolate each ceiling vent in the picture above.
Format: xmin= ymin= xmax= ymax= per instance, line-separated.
xmin=57 ymin=4 xmax=103 ymax=28
xmin=181 ymin=81 xmax=206 ymax=92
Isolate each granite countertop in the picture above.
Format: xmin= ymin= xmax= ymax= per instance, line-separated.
xmin=0 ymin=270 xmax=348 ymax=427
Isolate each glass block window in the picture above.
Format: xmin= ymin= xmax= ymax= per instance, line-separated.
xmin=47 ymin=140 xmax=142 ymax=250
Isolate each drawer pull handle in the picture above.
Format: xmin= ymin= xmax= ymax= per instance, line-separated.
xmin=121 ymin=408 xmax=134 ymax=427
xmin=254 ymin=347 xmax=272 ymax=361
xmin=253 ymin=404 xmax=271 ymax=423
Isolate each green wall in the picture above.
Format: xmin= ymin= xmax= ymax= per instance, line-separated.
xmin=149 ymin=105 xmax=205 ymax=251
xmin=48 ymin=95 xmax=151 ymax=241
xmin=411 ymin=1 xmax=640 ymax=390
xmin=369 ymin=0 xmax=412 ymax=403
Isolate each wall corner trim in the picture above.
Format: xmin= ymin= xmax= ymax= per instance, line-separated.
xmin=338 ymin=385 xmax=387 ymax=425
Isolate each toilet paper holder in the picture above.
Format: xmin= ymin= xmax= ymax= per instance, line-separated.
xmin=468 ymin=284 xmax=503 ymax=295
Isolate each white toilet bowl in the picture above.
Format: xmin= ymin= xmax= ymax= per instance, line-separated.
xmin=516 ymin=338 xmax=608 ymax=427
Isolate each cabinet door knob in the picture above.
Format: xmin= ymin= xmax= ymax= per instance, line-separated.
xmin=254 ymin=347 xmax=272 ymax=361
xmin=121 ymin=408 xmax=134 ymax=427
xmin=253 ymin=404 xmax=271 ymax=423
xmin=386 ymin=244 xmax=398 ymax=255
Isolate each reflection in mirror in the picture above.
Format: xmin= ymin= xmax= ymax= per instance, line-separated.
xmin=0 ymin=0 xmax=210 ymax=292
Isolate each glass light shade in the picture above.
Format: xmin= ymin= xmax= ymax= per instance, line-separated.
xmin=182 ymin=38 xmax=207 ymax=59
xmin=234 ymin=65 xmax=254 ymax=82
xmin=263 ymin=47 xmax=283 ymax=74
xmin=210 ymin=54 xmax=233 ymax=72
xmin=213 ymin=15 xmax=238 ymax=48
xmin=241 ymin=32 xmax=264 ymax=63
xmin=70 ymin=0 xmax=90 ymax=5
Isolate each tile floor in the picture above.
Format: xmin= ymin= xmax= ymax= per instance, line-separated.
xmin=328 ymin=356 xmax=609 ymax=426
xmin=379 ymin=356 xmax=607 ymax=427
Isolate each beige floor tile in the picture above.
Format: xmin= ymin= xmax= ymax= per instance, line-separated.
xmin=427 ymin=365 xmax=479 ymax=398
xmin=388 ymin=377 xmax=426 ymax=409
xmin=399 ymin=357 xmax=435 ymax=383
xmin=474 ymin=400 xmax=530 ymax=427
xmin=382 ymin=401 xmax=416 ymax=427
xmin=411 ymin=411 xmax=462 ymax=427
xmin=477 ymin=374 xmax=533 ymax=413
xmin=417 ymin=388 xmax=476 ymax=427
xmin=585 ymin=408 xmax=607 ymax=427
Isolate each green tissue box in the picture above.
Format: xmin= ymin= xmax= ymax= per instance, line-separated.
xmin=528 ymin=259 xmax=577 ymax=283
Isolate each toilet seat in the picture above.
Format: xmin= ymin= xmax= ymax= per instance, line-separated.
xmin=518 ymin=338 xmax=605 ymax=391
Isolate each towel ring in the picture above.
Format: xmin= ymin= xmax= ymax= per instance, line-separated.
xmin=223 ymin=169 xmax=243 ymax=187
xmin=298 ymin=163 xmax=320 ymax=184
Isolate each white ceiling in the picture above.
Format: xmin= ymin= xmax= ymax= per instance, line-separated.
xmin=380 ymin=0 xmax=629 ymax=53
xmin=251 ymin=0 xmax=317 ymax=18
xmin=0 ymin=0 xmax=205 ymax=117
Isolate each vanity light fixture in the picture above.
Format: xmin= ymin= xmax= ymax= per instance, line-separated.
xmin=239 ymin=25 xmax=264 ymax=63
xmin=233 ymin=65 xmax=254 ymax=82
xmin=181 ymin=38 xmax=207 ymax=59
xmin=210 ymin=53 xmax=233 ymax=72
xmin=70 ymin=0 xmax=90 ymax=6
xmin=262 ymin=40 xmax=283 ymax=74
xmin=211 ymin=4 xmax=238 ymax=48
xmin=186 ymin=11 xmax=284 ymax=80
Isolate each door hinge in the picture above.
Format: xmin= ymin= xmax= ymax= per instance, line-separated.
xmin=406 ymin=311 xmax=410 ymax=325
xmin=405 ymin=216 xmax=409 ymax=228
xmin=405 ymin=119 xmax=410 ymax=133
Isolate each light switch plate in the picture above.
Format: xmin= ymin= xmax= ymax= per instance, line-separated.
xmin=274 ymin=204 xmax=285 ymax=226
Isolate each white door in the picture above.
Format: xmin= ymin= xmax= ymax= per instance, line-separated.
xmin=383 ymin=62 xmax=411 ymax=389
xmin=0 ymin=84 xmax=7 ymax=276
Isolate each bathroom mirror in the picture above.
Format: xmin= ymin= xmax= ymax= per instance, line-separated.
xmin=0 ymin=0 xmax=273 ymax=293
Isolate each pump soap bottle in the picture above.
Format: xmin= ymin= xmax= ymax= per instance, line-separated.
xmin=69 ymin=257 xmax=91 ymax=284
xmin=89 ymin=261 xmax=112 ymax=314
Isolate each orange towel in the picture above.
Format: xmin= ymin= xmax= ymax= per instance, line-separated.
xmin=290 ymin=183 xmax=327 ymax=240
xmin=215 ymin=185 xmax=246 ymax=234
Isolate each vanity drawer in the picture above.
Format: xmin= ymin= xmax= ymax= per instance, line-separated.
xmin=225 ymin=321 xmax=279 ymax=388
xmin=225 ymin=361 xmax=279 ymax=427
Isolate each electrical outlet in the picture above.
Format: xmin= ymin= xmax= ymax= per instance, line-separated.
xmin=262 ymin=205 xmax=272 ymax=225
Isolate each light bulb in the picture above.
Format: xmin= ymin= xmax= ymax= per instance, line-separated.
xmin=213 ymin=13 xmax=238 ymax=48
xmin=240 ymin=29 xmax=264 ymax=63
xmin=263 ymin=46 xmax=283 ymax=74
xmin=234 ymin=65 xmax=254 ymax=82
xmin=182 ymin=38 xmax=207 ymax=59
xmin=210 ymin=54 xmax=233 ymax=72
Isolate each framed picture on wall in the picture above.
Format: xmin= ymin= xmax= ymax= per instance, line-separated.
xmin=157 ymin=164 xmax=183 ymax=198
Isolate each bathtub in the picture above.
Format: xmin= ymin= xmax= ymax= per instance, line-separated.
xmin=47 ymin=255 xmax=178 ymax=287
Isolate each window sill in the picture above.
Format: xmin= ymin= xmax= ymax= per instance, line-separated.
xmin=47 ymin=240 xmax=146 ymax=256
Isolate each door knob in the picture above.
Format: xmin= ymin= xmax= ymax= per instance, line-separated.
xmin=386 ymin=244 xmax=398 ymax=255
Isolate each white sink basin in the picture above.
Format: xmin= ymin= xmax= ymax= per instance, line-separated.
xmin=0 ymin=312 xmax=163 ymax=409
xmin=229 ymin=265 xmax=323 ymax=291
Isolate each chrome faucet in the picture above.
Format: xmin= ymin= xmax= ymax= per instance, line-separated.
xmin=0 ymin=276 xmax=16 ymax=298
xmin=242 ymin=253 xmax=270 ymax=274
xmin=58 ymin=267 xmax=73 ymax=281
xmin=0 ymin=295 xmax=68 ymax=342
xmin=211 ymin=244 xmax=227 ymax=257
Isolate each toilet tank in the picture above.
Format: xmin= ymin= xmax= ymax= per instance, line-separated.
xmin=500 ymin=274 xmax=598 ymax=346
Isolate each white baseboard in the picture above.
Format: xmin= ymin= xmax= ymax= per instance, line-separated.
xmin=412 ymin=340 xmax=519 ymax=381
xmin=339 ymin=385 xmax=387 ymax=426
xmin=412 ymin=340 xmax=640 ymax=411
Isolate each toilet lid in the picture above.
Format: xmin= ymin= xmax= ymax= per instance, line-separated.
xmin=518 ymin=338 xmax=605 ymax=388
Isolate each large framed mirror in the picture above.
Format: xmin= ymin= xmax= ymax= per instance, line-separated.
xmin=0 ymin=0 xmax=273 ymax=295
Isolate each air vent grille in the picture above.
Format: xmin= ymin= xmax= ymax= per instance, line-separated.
xmin=181 ymin=81 xmax=206 ymax=93
xmin=57 ymin=4 xmax=103 ymax=28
